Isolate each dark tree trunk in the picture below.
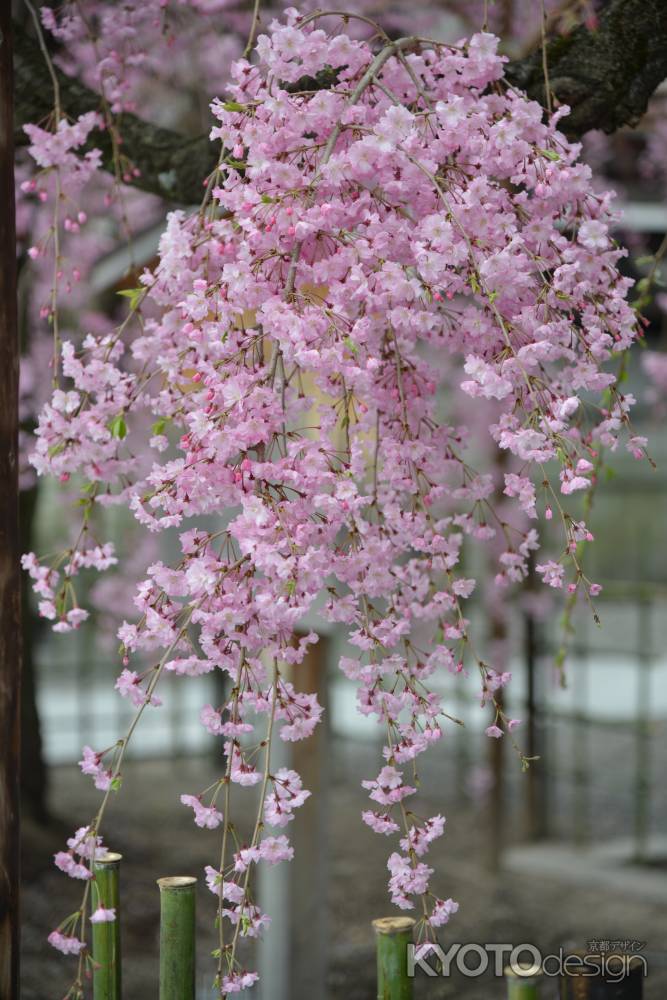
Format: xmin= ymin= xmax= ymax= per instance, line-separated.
xmin=0 ymin=10 xmax=22 ymax=999
xmin=20 ymin=484 xmax=49 ymax=823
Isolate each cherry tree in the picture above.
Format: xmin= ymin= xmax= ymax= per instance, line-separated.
xmin=6 ymin=2 xmax=667 ymax=998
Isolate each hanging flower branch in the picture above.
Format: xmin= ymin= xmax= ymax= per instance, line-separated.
xmin=24 ymin=8 xmax=644 ymax=996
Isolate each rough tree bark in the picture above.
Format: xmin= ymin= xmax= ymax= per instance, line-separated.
xmin=12 ymin=0 xmax=667 ymax=204
xmin=13 ymin=21 xmax=219 ymax=204
xmin=20 ymin=484 xmax=49 ymax=824
xmin=505 ymin=0 xmax=667 ymax=137
xmin=0 ymin=11 xmax=22 ymax=1000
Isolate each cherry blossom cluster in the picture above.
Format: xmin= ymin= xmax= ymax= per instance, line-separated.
xmin=25 ymin=9 xmax=645 ymax=996
xmin=49 ymin=826 xmax=113 ymax=956
xmin=21 ymin=544 xmax=116 ymax=632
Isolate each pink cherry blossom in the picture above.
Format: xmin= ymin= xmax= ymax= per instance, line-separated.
xmin=180 ymin=794 xmax=223 ymax=829
xmin=48 ymin=930 xmax=86 ymax=955
xmin=24 ymin=9 xmax=648 ymax=982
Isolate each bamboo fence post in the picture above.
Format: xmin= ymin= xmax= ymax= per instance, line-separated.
xmin=92 ymin=852 xmax=122 ymax=1000
xmin=157 ymin=875 xmax=197 ymax=1000
xmin=504 ymin=963 xmax=543 ymax=999
xmin=372 ymin=916 xmax=415 ymax=1000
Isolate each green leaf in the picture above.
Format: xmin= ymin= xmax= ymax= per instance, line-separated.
xmin=537 ymin=147 xmax=561 ymax=161
xmin=116 ymin=286 xmax=144 ymax=310
xmin=109 ymin=414 xmax=127 ymax=440
xmin=151 ymin=417 xmax=167 ymax=436
xmin=222 ymin=101 xmax=247 ymax=112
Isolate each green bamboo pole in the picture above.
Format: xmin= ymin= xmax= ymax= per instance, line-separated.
xmin=372 ymin=916 xmax=415 ymax=1000
xmin=505 ymin=963 xmax=543 ymax=999
xmin=157 ymin=875 xmax=197 ymax=1000
xmin=92 ymin=852 xmax=122 ymax=1000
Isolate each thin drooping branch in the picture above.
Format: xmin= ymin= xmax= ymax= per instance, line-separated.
xmin=13 ymin=0 xmax=667 ymax=203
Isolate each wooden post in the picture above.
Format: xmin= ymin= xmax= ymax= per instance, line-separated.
xmin=92 ymin=853 xmax=123 ymax=1000
xmin=558 ymin=951 xmax=644 ymax=998
xmin=633 ymin=595 xmax=652 ymax=863
xmin=487 ymin=683 xmax=505 ymax=872
xmin=0 ymin=11 xmax=22 ymax=1000
xmin=524 ymin=554 xmax=548 ymax=840
xmin=157 ymin=876 xmax=197 ymax=1000
xmin=258 ymin=633 xmax=330 ymax=1000
xmin=373 ymin=917 xmax=415 ymax=1000
xmin=288 ymin=634 xmax=329 ymax=998
xmin=571 ymin=628 xmax=591 ymax=847
xmin=486 ymin=455 xmax=509 ymax=873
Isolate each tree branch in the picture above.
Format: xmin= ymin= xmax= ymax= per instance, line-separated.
xmin=505 ymin=0 xmax=667 ymax=137
xmin=13 ymin=22 xmax=219 ymax=204
xmin=13 ymin=0 xmax=667 ymax=204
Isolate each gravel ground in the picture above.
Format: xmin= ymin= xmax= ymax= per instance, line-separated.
xmin=21 ymin=738 xmax=667 ymax=1000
